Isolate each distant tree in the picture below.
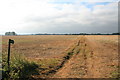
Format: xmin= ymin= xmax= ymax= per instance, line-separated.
xmin=5 ymin=32 xmax=17 ymax=35
xmin=96 ymin=33 xmax=101 ymax=35
xmin=112 ymin=33 xmax=120 ymax=35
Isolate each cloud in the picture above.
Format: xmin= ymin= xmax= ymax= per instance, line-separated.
xmin=0 ymin=0 xmax=118 ymax=34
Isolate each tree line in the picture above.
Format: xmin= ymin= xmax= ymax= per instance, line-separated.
xmin=34 ymin=32 xmax=120 ymax=35
xmin=5 ymin=32 xmax=120 ymax=35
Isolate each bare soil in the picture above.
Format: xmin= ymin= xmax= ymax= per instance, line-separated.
xmin=2 ymin=35 xmax=119 ymax=78
xmin=53 ymin=35 xmax=119 ymax=78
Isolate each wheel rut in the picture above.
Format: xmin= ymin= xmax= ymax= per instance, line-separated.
xmin=32 ymin=35 xmax=119 ymax=78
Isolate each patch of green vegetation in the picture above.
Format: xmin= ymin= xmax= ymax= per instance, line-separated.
xmin=110 ymin=66 xmax=120 ymax=79
xmin=2 ymin=52 xmax=39 ymax=79
xmin=111 ymin=71 xmax=120 ymax=78
xmin=36 ymin=58 xmax=60 ymax=69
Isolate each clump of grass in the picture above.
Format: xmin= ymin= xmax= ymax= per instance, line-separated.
xmin=2 ymin=52 xmax=39 ymax=79
xmin=35 ymin=58 xmax=61 ymax=69
xmin=28 ymin=58 xmax=63 ymax=76
xmin=111 ymin=71 xmax=120 ymax=78
xmin=110 ymin=66 xmax=120 ymax=78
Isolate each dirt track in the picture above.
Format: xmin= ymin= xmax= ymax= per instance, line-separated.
xmin=53 ymin=35 xmax=118 ymax=78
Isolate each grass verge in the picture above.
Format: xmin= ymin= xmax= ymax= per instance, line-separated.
xmin=2 ymin=52 xmax=39 ymax=79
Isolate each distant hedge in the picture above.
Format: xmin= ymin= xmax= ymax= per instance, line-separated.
xmin=5 ymin=32 xmax=17 ymax=35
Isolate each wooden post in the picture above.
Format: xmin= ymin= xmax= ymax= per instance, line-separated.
xmin=7 ymin=39 xmax=10 ymax=71
xmin=7 ymin=39 xmax=14 ymax=73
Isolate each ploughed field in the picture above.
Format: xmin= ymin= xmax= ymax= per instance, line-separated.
xmin=2 ymin=35 xmax=119 ymax=78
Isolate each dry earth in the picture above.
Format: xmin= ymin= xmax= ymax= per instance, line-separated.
xmin=53 ymin=35 xmax=119 ymax=78
xmin=2 ymin=35 xmax=119 ymax=78
xmin=2 ymin=35 xmax=78 ymax=59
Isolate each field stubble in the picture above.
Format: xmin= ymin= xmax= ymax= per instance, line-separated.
xmin=2 ymin=35 xmax=79 ymax=78
xmin=2 ymin=35 xmax=119 ymax=78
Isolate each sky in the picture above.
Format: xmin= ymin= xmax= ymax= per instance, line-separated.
xmin=0 ymin=0 xmax=119 ymax=34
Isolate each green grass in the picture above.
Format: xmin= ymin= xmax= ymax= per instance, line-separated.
xmin=36 ymin=58 xmax=61 ymax=68
xmin=2 ymin=51 xmax=63 ymax=78
xmin=111 ymin=71 xmax=120 ymax=78
xmin=2 ymin=52 xmax=39 ymax=79
xmin=110 ymin=66 xmax=120 ymax=78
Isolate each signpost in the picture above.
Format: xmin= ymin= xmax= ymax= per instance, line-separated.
xmin=7 ymin=39 xmax=14 ymax=73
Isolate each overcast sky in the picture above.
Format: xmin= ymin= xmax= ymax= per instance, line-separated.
xmin=0 ymin=0 xmax=119 ymax=34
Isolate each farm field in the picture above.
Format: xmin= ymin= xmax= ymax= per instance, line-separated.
xmin=53 ymin=35 xmax=119 ymax=78
xmin=2 ymin=35 xmax=119 ymax=79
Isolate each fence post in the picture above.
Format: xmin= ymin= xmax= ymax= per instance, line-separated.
xmin=7 ymin=39 xmax=14 ymax=73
